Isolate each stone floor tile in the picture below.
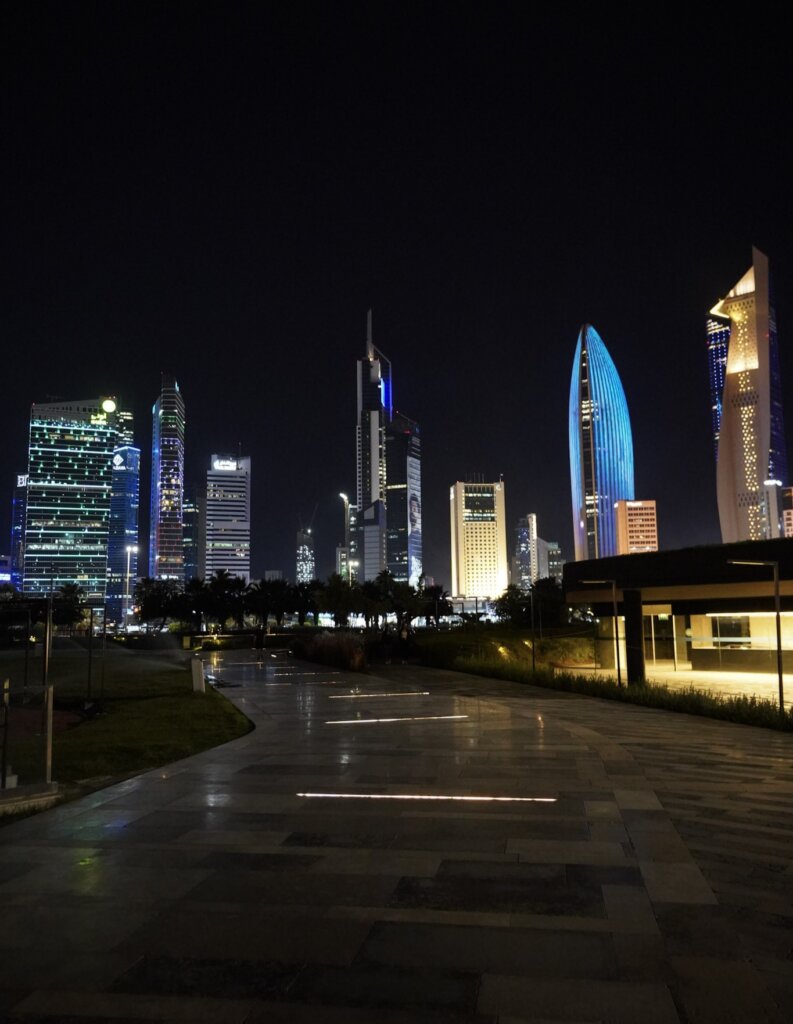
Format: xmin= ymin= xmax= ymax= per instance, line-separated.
xmin=602 ymin=885 xmax=661 ymax=934
xmin=122 ymin=906 xmax=372 ymax=965
xmin=614 ymin=789 xmax=663 ymax=811
xmin=509 ymin=839 xmax=629 ymax=864
xmin=477 ymin=974 xmax=681 ymax=1023
xmin=9 ymin=988 xmax=254 ymax=1021
xmin=669 ymin=955 xmax=786 ymax=1023
xmin=358 ymin=920 xmax=618 ymax=977
xmin=639 ymin=863 xmax=717 ymax=905
xmin=291 ymin=962 xmax=480 ymax=1013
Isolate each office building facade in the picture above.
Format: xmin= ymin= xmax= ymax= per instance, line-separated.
xmin=569 ymin=323 xmax=635 ymax=561
xmin=183 ymin=488 xmax=202 ymax=581
xmin=23 ymin=397 xmax=121 ymax=598
xmin=351 ymin=310 xmax=423 ymax=584
xmin=149 ymin=374 xmax=185 ymax=579
xmin=385 ymin=412 xmax=422 ymax=586
xmin=615 ymin=499 xmax=658 ymax=554
xmin=546 ymin=542 xmax=564 ymax=583
xmin=9 ymin=473 xmax=27 ymax=591
xmin=711 ymin=248 xmax=788 ymax=542
xmin=296 ymin=528 xmax=315 ymax=583
xmin=203 ymin=455 xmax=251 ymax=582
xmin=450 ymin=480 xmax=508 ymax=599
xmin=106 ymin=443 xmax=140 ymax=624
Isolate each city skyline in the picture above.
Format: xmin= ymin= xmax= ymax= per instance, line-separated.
xmin=5 ymin=8 xmax=793 ymax=586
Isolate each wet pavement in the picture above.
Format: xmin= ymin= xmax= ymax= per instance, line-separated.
xmin=1 ymin=652 xmax=792 ymax=1022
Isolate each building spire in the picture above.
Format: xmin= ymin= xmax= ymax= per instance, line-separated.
xmin=366 ymin=308 xmax=373 ymax=359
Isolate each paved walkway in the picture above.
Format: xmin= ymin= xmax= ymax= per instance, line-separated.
xmin=1 ymin=653 xmax=792 ymax=1022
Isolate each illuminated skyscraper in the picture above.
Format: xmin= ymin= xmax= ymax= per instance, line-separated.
xmin=356 ymin=311 xmax=390 ymax=580
xmin=450 ymin=480 xmax=508 ymax=599
xmin=707 ymin=318 xmax=729 ymax=460
xmin=9 ymin=473 xmax=27 ymax=591
xmin=296 ymin=529 xmax=315 ymax=583
xmin=203 ymin=455 xmax=251 ymax=582
xmin=614 ymin=499 xmax=658 ymax=554
xmin=149 ymin=374 xmax=185 ymax=579
xmin=569 ymin=324 xmax=635 ymax=561
xmin=23 ymin=397 xmax=121 ymax=598
xmin=182 ymin=487 xmax=202 ymax=581
xmin=385 ymin=413 xmax=422 ymax=586
xmin=353 ymin=310 xmax=422 ymax=583
xmin=711 ymin=247 xmax=787 ymax=542
xmin=105 ymin=443 xmax=140 ymax=624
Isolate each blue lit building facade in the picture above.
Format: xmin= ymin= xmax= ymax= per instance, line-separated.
xmin=23 ymin=398 xmax=121 ymax=598
xmin=149 ymin=374 xmax=186 ymax=579
xmin=706 ymin=318 xmax=729 ymax=461
xmin=569 ymin=324 xmax=634 ymax=561
xmin=9 ymin=473 xmax=27 ymax=591
xmin=106 ymin=445 xmax=140 ymax=624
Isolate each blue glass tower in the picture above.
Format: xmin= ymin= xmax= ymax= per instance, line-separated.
xmin=706 ymin=318 xmax=729 ymax=461
xmin=106 ymin=445 xmax=140 ymax=624
xmin=569 ymin=324 xmax=635 ymax=561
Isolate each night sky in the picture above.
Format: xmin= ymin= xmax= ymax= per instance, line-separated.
xmin=5 ymin=4 xmax=793 ymax=585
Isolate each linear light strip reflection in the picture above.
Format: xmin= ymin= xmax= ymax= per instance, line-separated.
xmin=327 ymin=692 xmax=431 ymax=699
xmin=296 ymin=792 xmax=557 ymax=803
xmin=326 ymin=714 xmax=469 ymax=725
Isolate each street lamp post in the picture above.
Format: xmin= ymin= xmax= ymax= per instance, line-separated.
xmin=581 ymin=579 xmax=621 ymax=687
xmin=124 ymin=545 xmax=138 ymax=630
xmin=728 ymin=559 xmax=785 ymax=715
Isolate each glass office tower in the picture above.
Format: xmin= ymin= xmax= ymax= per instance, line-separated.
xmin=106 ymin=444 xmax=140 ymax=624
xmin=569 ymin=323 xmax=634 ymax=561
xmin=385 ymin=412 xmax=422 ymax=586
xmin=149 ymin=374 xmax=186 ymax=579
xmin=9 ymin=473 xmax=27 ymax=591
xmin=23 ymin=398 xmax=121 ymax=598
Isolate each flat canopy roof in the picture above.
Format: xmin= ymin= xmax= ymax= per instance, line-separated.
xmin=564 ymin=538 xmax=793 ymax=614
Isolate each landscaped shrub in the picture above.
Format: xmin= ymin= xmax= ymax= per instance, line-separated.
xmin=450 ymin=653 xmax=793 ymax=731
xmin=290 ymin=630 xmax=366 ymax=671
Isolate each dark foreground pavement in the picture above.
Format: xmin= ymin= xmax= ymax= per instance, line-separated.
xmin=1 ymin=655 xmax=792 ymax=1023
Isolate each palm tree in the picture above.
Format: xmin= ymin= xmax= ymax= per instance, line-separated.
xmin=54 ymin=582 xmax=86 ymax=632
xmin=323 ymin=573 xmax=354 ymax=627
xmin=133 ymin=578 xmax=182 ymax=632
xmin=206 ymin=569 xmax=246 ymax=630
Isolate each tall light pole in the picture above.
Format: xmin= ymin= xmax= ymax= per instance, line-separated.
xmin=728 ymin=559 xmax=785 ymax=715
xmin=581 ymin=579 xmax=621 ymax=687
xmin=124 ymin=544 xmax=138 ymax=630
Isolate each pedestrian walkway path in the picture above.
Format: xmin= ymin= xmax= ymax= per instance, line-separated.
xmin=1 ymin=654 xmax=791 ymax=1022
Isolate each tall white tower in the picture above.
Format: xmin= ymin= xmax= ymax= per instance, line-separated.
xmin=203 ymin=455 xmax=251 ymax=582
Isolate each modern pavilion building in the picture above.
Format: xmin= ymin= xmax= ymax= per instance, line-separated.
xmin=710 ymin=247 xmax=788 ymax=542
xmin=149 ymin=374 xmax=186 ymax=579
xmin=569 ymin=323 xmax=635 ymax=561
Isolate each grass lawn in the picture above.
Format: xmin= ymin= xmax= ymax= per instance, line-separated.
xmin=0 ymin=640 xmax=253 ymax=804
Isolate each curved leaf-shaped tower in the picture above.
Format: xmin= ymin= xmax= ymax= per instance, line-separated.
xmin=569 ymin=324 xmax=634 ymax=560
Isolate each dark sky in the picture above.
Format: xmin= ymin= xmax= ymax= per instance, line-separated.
xmin=5 ymin=4 xmax=793 ymax=584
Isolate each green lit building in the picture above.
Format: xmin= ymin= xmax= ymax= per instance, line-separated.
xmin=23 ymin=397 xmax=123 ymax=599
